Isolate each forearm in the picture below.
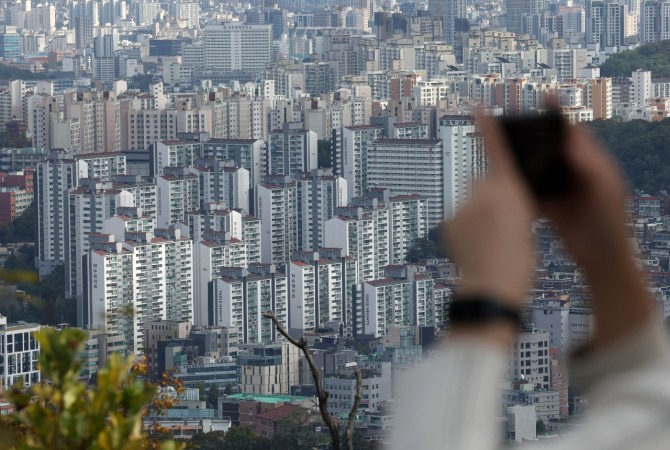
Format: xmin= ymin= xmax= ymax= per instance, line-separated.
xmin=584 ymin=250 xmax=654 ymax=352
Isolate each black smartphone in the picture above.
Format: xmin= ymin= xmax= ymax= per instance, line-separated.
xmin=498 ymin=110 xmax=571 ymax=199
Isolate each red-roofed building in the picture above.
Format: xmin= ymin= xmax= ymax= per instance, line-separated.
xmin=252 ymin=404 xmax=309 ymax=439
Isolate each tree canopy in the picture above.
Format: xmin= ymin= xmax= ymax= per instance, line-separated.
xmin=585 ymin=118 xmax=670 ymax=194
xmin=599 ymin=40 xmax=670 ymax=78
xmin=1 ymin=327 xmax=184 ymax=450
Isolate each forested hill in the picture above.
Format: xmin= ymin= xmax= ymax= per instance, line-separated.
xmin=599 ymin=40 xmax=670 ymax=78
xmin=585 ymin=119 xmax=670 ymax=194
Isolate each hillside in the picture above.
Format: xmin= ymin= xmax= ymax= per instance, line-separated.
xmin=599 ymin=40 xmax=670 ymax=79
xmin=586 ymin=118 xmax=670 ymax=194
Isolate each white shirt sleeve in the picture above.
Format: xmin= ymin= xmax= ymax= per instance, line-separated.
xmin=389 ymin=339 xmax=508 ymax=450
xmin=390 ymin=322 xmax=670 ymax=450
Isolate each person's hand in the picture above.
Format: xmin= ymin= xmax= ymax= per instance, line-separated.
xmin=541 ymin=125 xmax=631 ymax=276
xmin=541 ymin=123 xmax=653 ymax=349
xmin=445 ymin=112 xmax=536 ymax=310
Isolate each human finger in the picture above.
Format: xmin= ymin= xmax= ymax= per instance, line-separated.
xmin=474 ymin=109 xmax=522 ymax=183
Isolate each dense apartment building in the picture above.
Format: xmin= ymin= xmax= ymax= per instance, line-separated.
xmin=211 ymin=264 xmax=288 ymax=343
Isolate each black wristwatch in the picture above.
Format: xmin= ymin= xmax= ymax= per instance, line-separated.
xmin=449 ymin=294 xmax=521 ymax=328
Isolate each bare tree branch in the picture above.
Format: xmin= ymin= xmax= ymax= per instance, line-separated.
xmin=264 ymin=310 xmax=342 ymax=449
xmin=264 ymin=311 xmax=364 ymax=449
xmin=346 ymin=367 xmax=363 ymax=450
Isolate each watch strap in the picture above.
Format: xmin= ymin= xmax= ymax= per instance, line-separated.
xmin=449 ymin=295 xmax=522 ymax=328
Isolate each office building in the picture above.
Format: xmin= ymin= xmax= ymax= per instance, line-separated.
xmin=203 ymin=23 xmax=272 ymax=74
xmin=0 ymin=315 xmax=40 ymax=390
xmin=237 ymin=342 xmax=300 ymax=394
xmin=508 ymin=329 xmax=551 ymax=389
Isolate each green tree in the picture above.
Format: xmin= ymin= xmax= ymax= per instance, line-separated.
xmin=197 ymin=382 xmax=206 ymax=401
xmin=536 ymin=419 xmax=548 ymax=435
xmin=224 ymin=384 xmax=234 ymax=395
xmin=186 ymin=430 xmax=225 ymax=449
xmin=206 ymin=384 xmax=220 ymax=409
xmin=0 ymin=327 xmax=184 ymax=450
xmin=585 ymin=118 xmax=670 ymax=194
xmin=220 ymin=426 xmax=258 ymax=450
xmin=270 ymin=410 xmax=327 ymax=449
xmin=599 ymin=40 xmax=670 ymax=78
xmin=318 ymin=139 xmax=332 ymax=168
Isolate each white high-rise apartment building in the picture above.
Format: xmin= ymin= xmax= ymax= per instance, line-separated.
xmin=288 ymin=249 xmax=358 ymax=336
xmin=203 ymin=23 xmax=272 ymax=73
xmin=386 ymin=193 xmax=428 ymax=264
xmin=152 ymin=140 xmax=200 ymax=176
xmin=256 ymin=175 xmax=297 ymax=265
xmin=85 ymin=228 xmax=193 ymax=355
xmin=0 ymin=315 xmax=41 ymax=390
xmin=641 ymin=0 xmax=670 ymax=43
xmin=188 ymin=160 xmax=250 ymax=213
xmin=243 ymin=215 xmax=262 ymax=264
xmin=102 ymin=206 xmax=155 ymax=242
xmin=36 ymin=150 xmax=87 ymax=277
xmin=156 ymin=167 xmax=200 ymax=227
xmin=295 ymin=169 xmax=348 ymax=251
xmin=367 ymin=138 xmax=445 ymax=228
xmin=332 ymin=125 xmax=383 ymax=202
xmin=194 ymin=231 xmax=248 ymax=325
xmin=441 ymin=115 xmax=487 ymax=219
xmin=212 ymin=264 xmax=288 ymax=344
xmin=324 ymin=198 xmax=390 ymax=282
xmin=361 ymin=266 xmax=435 ymax=338
xmin=37 ymin=150 xmax=129 ymax=277
xmin=268 ymin=125 xmax=317 ymax=178
xmin=171 ymin=0 xmax=199 ymax=28
xmin=184 ymin=204 xmax=243 ymax=244
xmin=201 ymin=139 xmax=265 ymax=187
xmin=113 ymin=175 xmax=158 ymax=220
xmin=66 ymin=179 xmax=134 ymax=326
xmin=632 ymin=69 xmax=652 ymax=106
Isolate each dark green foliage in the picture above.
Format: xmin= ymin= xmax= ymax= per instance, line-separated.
xmin=129 ymin=74 xmax=157 ymax=92
xmin=536 ymin=419 xmax=548 ymax=435
xmin=0 ymin=63 xmax=70 ymax=81
xmin=0 ymin=131 xmax=31 ymax=149
xmin=585 ymin=118 xmax=670 ymax=194
xmin=0 ymin=204 xmax=35 ymax=243
xmin=599 ymin=41 xmax=670 ymax=78
xmin=0 ymin=261 xmax=76 ymax=326
xmin=206 ymin=384 xmax=220 ymax=409
xmin=405 ymin=226 xmax=447 ymax=263
xmin=318 ymin=139 xmax=333 ymax=168
xmin=186 ymin=431 xmax=226 ymax=449
xmin=220 ymin=426 xmax=258 ymax=450
xmin=269 ymin=411 xmax=327 ymax=449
